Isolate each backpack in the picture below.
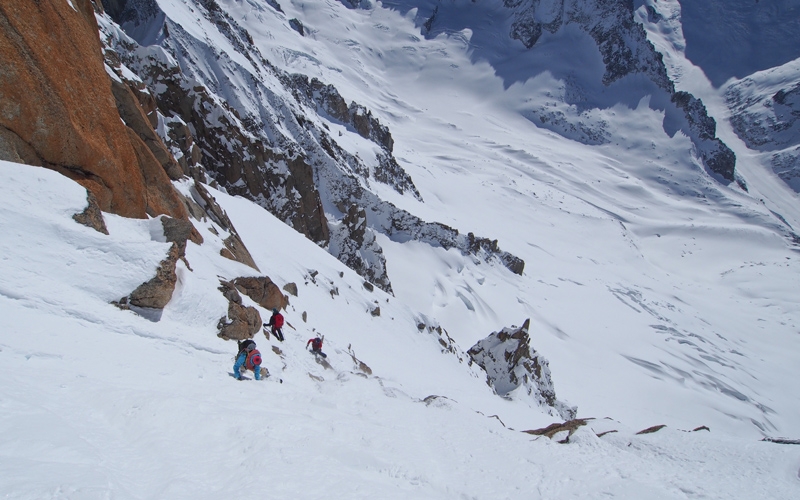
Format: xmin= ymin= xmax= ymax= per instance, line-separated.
xmin=274 ymin=313 xmax=284 ymax=328
xmin=238 ymin=339 xmax=256 ymax=354
xmin=245 ymin=349 xmax=262 ymax=370
xmin=311 ymin=337 xmax=322 ymax=350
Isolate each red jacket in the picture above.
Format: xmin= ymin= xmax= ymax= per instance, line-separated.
xmin=269 ymin=312 xmax=284 ymax=329
xmin=307 ymin=338 xmax=323 ymax=351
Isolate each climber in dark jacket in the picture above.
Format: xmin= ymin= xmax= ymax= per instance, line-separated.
xmin=264 ymin=308 xmax=285 ymax=342
xmin=233 ymin=339 xmax=263 ymax=380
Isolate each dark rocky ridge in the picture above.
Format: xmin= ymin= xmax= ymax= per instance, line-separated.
xmin=99 ymin=0 xmax=525 ymax=292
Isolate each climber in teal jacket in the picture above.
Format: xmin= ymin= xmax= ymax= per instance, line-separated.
xmin=233 ymin=339 xmax=262 ymax=380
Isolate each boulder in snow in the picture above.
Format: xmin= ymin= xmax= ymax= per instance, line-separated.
xmin=233 ymin=276 xmax=289 ymax=311
xmin=127 ymin=242 xmax=181 ymax=310
xmin=217 ymin=280 xmax=262 ymax=340
xmin=468 ymin=319 xmax=576 ymax=420
xmin=72 ymin=190 xmax=109 ymax=235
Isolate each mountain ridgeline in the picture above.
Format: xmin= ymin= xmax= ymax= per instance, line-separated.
xmin=9 ymin=0 xmax=798 ymax=295
xmin=2 ymin=0 xmax=766 ymax=297
xmin=94 ymin=0 xmax=526 ymax=294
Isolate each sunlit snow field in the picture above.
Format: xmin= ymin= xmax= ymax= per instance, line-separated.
xmin=1 ymin=0 xmax=800 ymax=497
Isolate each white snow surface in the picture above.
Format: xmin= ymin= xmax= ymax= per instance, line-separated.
xmin=1 ymin=159 xmax=798 ymax=497
xmin=2 ymin=0 xmax=800 ymax=496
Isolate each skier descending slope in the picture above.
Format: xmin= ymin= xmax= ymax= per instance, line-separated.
xmin=233 ymin=339 xmax=265 ymax=380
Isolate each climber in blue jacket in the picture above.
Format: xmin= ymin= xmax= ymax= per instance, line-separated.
xmin=233 ymin=339 xmax=263 ymax=380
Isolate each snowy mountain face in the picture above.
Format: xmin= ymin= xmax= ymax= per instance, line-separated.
xmin=97 ymin=0 xmax=525 ymax=295
xmin=725 ymin=60 xmax=800 ymax=192
xmin=379 ymin=0 xmax=738 ymax=182
xmin=645 ymin=0 xmax=800 ymax=195
xmin=95 ymin=0 xmax=773 ymax=294
xmin=2 ymin=0 xmax=800 ymax=497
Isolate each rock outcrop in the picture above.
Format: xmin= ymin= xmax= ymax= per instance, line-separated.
xmin=117 ymin=215 xmax=198 ymax=315
xmin=523 ymin=418 xmax=591 ymax=443
xmin=290 ymin=76 xmax=397 ymax=155
xmin=468 ymin=319 xmax=576 ymax=420
xmin=233 ymin=276 xmax=289 ymax=312
xmin=328 ymin=205 xmax=393 ymax=294
xmin=671 ymin=91 xmax=736 ymax=182
xmin=0 ymin=0 xmax=187 ymax=219
xmin=187 ymin=181 xmax=259 ymax=271
xmin=283 ymin=282 xmax=299 ymax=297
xmin=217 ymin=280 xmax=263 ymax=341
xmin=128 ymin=241 xmax=181 ymax=310
xmin=73 ymin=191 xmax=109 ymax=235
xmin=289 ymin=18 xmax=304 ymax=36
xmin=161 ymin=214 xmax=202 ymax=249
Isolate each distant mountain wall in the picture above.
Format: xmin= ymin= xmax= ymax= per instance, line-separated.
xmin=505 ymin=0 xmax=737 ymax=182
xmin=677 ymin=0 xmax=800 ymax=87
xmin=400 ymin=0 xmax=738 ymax=181
xmin=726 ymin=60 xmax=800 ymax=192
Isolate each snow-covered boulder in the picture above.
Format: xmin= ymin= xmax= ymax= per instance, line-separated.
xmin=468 ymin=319 xmax=576 ymax=420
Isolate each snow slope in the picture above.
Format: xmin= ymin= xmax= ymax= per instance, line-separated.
xmin=1 ymin=162 xmax=799 ymax=498
xmin=205 ymin=0 xmax=800 ymax=433
xmin=2 ymin=0 xmax=800 ymax=496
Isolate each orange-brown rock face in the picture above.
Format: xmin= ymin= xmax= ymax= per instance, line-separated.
xmin=0 ymin=0 xmax=186 ymax=219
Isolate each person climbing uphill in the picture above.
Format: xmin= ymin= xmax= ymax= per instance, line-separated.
xmin=233 ymin=339 xmax=264 ymax=380
xmin=306 ymin=335 xmax=326 ymax=358
xmin=264 ymin=308 xmax=285 ymax=342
